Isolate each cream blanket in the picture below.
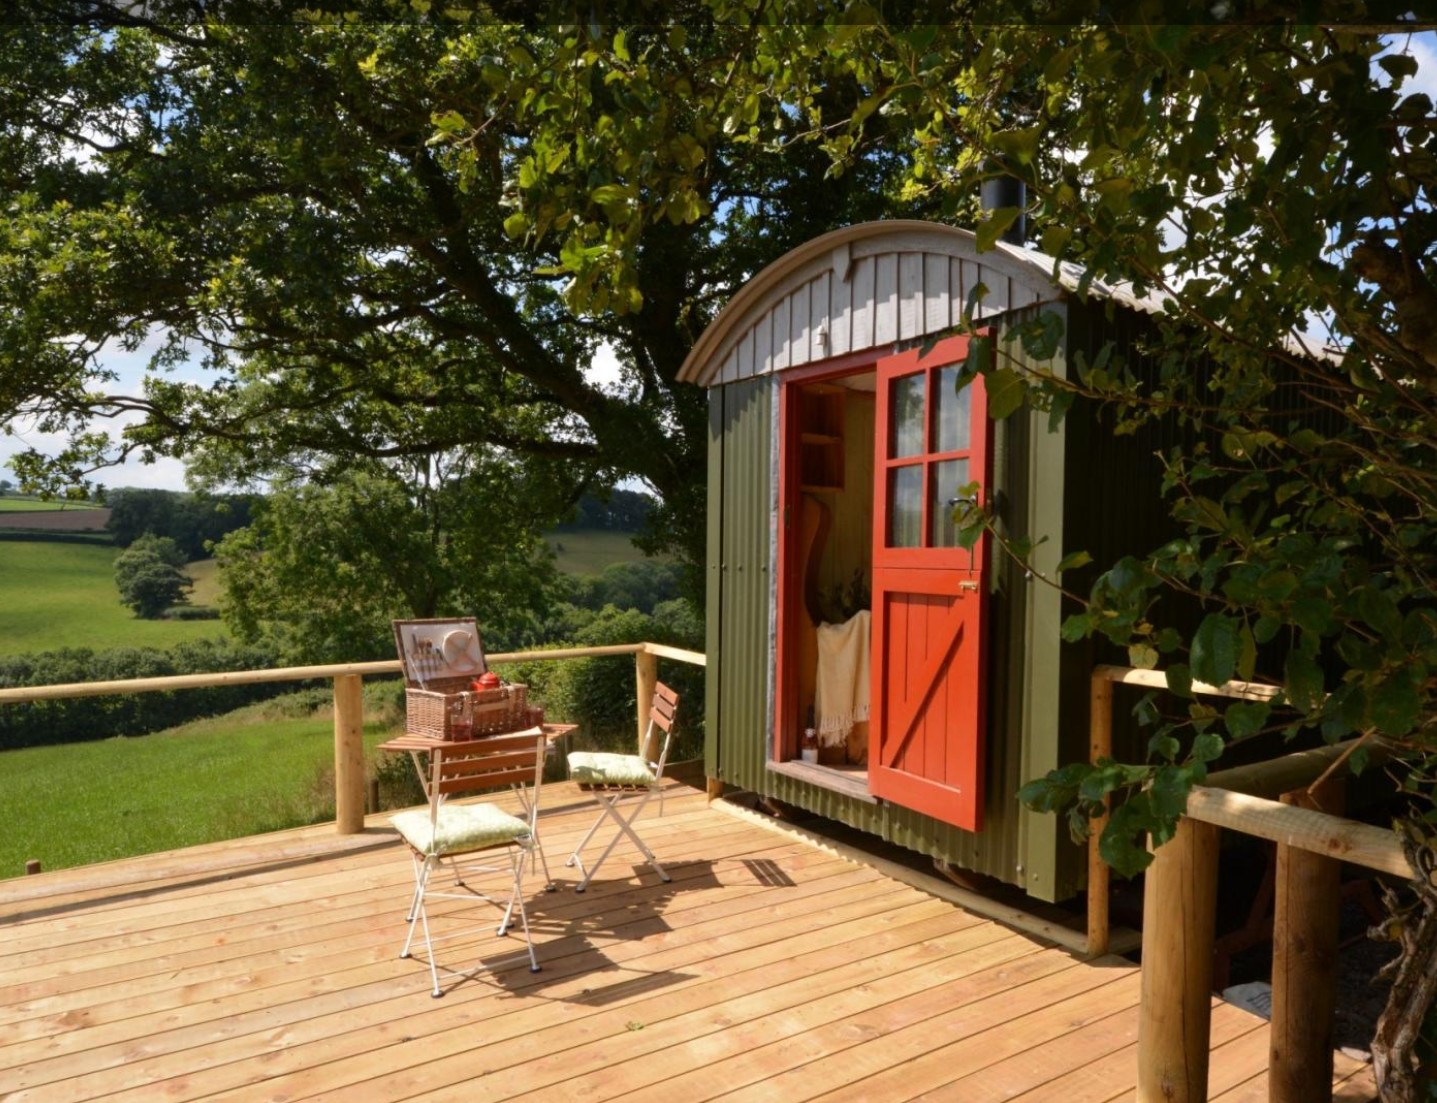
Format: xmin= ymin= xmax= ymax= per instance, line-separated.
xmin=815 ymin=610 xmax=871 ymax=747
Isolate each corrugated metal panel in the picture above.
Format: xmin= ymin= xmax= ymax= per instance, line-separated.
xmin=709 ymin=376 xmax=776 ymax=790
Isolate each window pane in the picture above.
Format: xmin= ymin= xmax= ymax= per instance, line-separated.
xmin=933 ymin=367 xmax=972 ymax=454
xmin=887 ymin=465 xmax=923 ymax=547
xmin=890 ymin=374 xmax=925 ymax=459
xmin=930 ymin=458 xmax=971 ymax=548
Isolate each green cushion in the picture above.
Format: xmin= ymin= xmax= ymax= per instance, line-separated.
xmin=567 ymin=751 xmax=655 ymax=787
xmin=390 ymin=803 xmax=530 ymax=856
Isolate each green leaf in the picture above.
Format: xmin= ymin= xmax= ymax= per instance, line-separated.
xmin=1128 ymin=642 xmax=1158 ymax=669
xmin=1055 ymin=550 xmax=1092 ymax=573
xmin=1134 ymin=693 xmax=1162 ymax=727
xmin=1060 ymin=612 xmax=1094 ymax=643
xmin=1101 ymin=800 xmax=1157 ymax=878
xmin=1284 ymin=649 xmax=1325 ymax=713
xmin=1368 ymin=668 xmax=1421 ymax=735
xmin=963 ymin=280 xmax=990 ymax=321
xmin=502 ymin=211 xmax=529 ymax=239
xmin=1291 ymin=596 xmax=1334 ymax=636
xmin=1358 ymin=587 xmax=1402 ymax=638
xmin=976 ymin=207 xmax=1021 ymax=252
xmin=985 ymin=367 xmax=1026 ymax=420
xmin=1380 ymin=53 xmax=1419 ymax=82
xmin=1190 ymin=732 xmax=1225 ymax=764
xmin=1165 ymin=663 xmax=1194 ymax=699
xmin=1190 ymin=613 xmax=1239 ymax=687
xmin=1148 ymin=765 xmax=1192 ymax=818
xmin=1237 ymin=623 xmax=1257 ymax=682
xmin=1253 ymin=615 xmax=1282 ymax=645
xmin=989 ymin=123 xmax=1044 ymax=165
xmin=1148 ymin=732 xmax=1180 ymax=760
xmin=431 ymin=109 xmax=467 ymax=135
xmin=1223 ymin=700 xmax=1270 ymax=741
xmin=590 ymin=183 xmax=633 ymax=205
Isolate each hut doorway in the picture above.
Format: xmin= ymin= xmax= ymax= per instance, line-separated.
xmin=774 ymin=334 xmax=992 ymax=831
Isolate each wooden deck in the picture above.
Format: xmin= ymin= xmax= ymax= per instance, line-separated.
xmin=0 ymin=780 xmax=1376 ymax=1102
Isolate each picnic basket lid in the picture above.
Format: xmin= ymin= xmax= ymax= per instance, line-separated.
xmin=392 ymin=618 xmax=488 ymax=688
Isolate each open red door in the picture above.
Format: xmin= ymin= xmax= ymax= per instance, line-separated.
xmin=869 ymin=334 xmax=992 ymax=831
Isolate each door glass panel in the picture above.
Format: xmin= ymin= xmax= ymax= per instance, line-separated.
xmin=887 ymin=465 xmax=923 ymax=547
xmin=890 ymin=374 xmax=925 ymax=459
xmin=930 ymin=458 xmax=971 ymax=548
xmin=933 ymin=367 xmax=972 ymax=454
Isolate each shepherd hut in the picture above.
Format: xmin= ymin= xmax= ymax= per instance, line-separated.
xmin=680 ymin=218 xmax=1216 ymax=903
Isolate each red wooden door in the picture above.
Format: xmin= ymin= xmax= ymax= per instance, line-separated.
xmin=870 ymin=335 xmax=992 ymax=832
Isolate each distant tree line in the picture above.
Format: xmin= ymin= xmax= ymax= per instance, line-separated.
xmin=551 ymin=489 xmax=655 ymax=533
xmin=0 ymin=639 xmax=286 ymax=751
xmin=104 ymin=488 xmax=262 ymax=561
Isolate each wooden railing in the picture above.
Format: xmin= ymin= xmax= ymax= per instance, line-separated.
xmin=1087 ymin=664 xmax=1411 ymax=1103
xmin=0 ymin=641 xmax=706 ymax=837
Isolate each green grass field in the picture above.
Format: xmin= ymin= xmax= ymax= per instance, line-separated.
xmin=0 ymin=543 xmax=224 ymax=656
xmin=0 ymin=496 xmax=104 ymax=512
xmin=545 ymin=529 xmax=655 ymax=575
xmin=0 ymin=693 xmax=402 ymax=877
xmin=0 ymin=525 xmax=656 ymax=875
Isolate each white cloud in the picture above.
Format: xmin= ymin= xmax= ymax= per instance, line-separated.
xmin=0 ymin=330 xmax=203 ymax=494
xmin=585 ymin=342 xmax=623 ymax=390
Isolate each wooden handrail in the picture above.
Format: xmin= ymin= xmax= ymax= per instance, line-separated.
xmin=1 ymin=641 xmax=707 ymax=853
xmin=1183 ymin=785 xmax=1408 ymax=878
xmin=0 ymin=642 xmax=704 ymax=706
xmin=1088 ymin=664 xmax=1413 ymax=1103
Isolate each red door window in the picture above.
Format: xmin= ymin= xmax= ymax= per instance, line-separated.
xmin=870 ymin=334 xmax=992 ymax=831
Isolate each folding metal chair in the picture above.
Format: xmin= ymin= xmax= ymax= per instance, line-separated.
xmin=389 ymin=726 xmax=547 ymax=996
xmin=564 ymin=682 xmax=679 ymax=893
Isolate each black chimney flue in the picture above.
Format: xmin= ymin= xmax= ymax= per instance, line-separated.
xmin=980 ymin=171 xmax=1027 ymax=246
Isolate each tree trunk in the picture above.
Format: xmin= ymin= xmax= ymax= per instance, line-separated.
xmin=1371 ymin=820 xmax=1437 ymax=1102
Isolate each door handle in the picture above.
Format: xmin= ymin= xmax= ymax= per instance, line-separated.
xmin=959 ymin=580 xmax=979 ymax=592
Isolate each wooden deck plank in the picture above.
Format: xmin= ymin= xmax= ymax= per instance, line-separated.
xmin=269 ymin=911 xmax=1014 ymax=1103
xmin=997 ymin=1002 xmax=1264 ymax=1103
xmin=804 ymin=970 xmax=1145 ymax=1103
xmin=0 ymin=856 xmax=904 ymax=1092
xmin=493 ymin=933 xmax=1043 ymax=1103
xmin=0 ymin=782 xmax=1371 ymax=1103
xmin=710 ymin=956 xmax=1125 ymax=1103
xmin=570 ymin=946 xmax=1077 ymax=1103
xmin=0 ymin=845 xmax=862 ymax=1045
xmin=0 ymin=815 xmax=819 ymax=1010
xmin=0 ymin=841 xmax=856 ymax=1028
xmin=28 ymin=891 xmax=954 ymax=1103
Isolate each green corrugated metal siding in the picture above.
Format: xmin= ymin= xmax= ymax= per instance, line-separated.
xmin=705 ymin=311 xmax=1088 ymax=903
xmin=707 ymin=376 xmax=776 ymax=787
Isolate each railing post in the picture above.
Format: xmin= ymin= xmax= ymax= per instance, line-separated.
xmin=333 ymin=674 xmax=365 ymax=835
xmin=1137 ymin=815 xmax=1220 ymax=1103
xmin=1088 ymin=671 xmax=1114 ymax=956
xmin=1270 ymin=780 xmax=1343 ymax=1102
xmin=635 ymin=648 xmax=658 ymax=759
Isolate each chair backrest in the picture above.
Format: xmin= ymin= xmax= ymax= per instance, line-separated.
xmin=427 ymin=725 xmax=546 ymax=831
xmin=642 ymin=683 xmax=680 ymax=775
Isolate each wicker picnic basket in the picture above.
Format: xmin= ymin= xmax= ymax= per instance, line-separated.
xmin=392 ymin=618 xmax=541 ymax=740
